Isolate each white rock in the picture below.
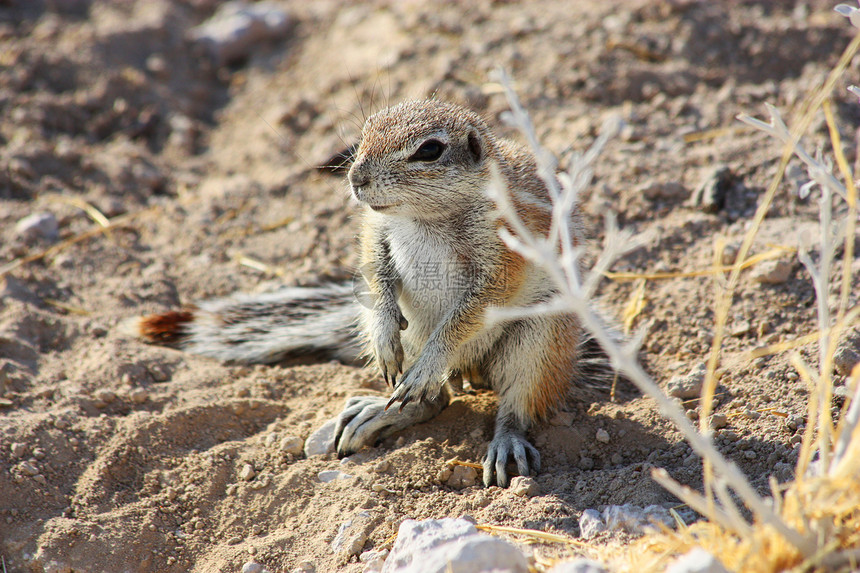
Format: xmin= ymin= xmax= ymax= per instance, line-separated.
xmin=547 ymin=559 xmax=608 ymax=573
xmin=751 ymin=259 xmax=793 ymax=284
xmin=304 ymin=418 xmax=337 ymax=457
xmin=382 ymin=518 xmax=529 ymax=573
xmin=360 ymin=549 xmax=389 ymax=573
xmin=16 ymin=212 xmax=59 ymax=242
xmin=602 ymin=504 xmax=673 ymax=534
xmin=187 ymin=1 xmax=291 ymax=66
xmin=242 ymin=563 xmax=263 ymax=573
xmin=595 ymin=428 xmax=610 ymax=444
xmin=578 ymin=509 xmax=606 ymax=539
xmin=667 ymin=363 xmax=706 ymax=399
xmin=318 ymin=470 xmax=353 ymax=483
xmin=331 ymin=511 xmax=374 ymax=559
xmin=509 ymin=476 xmax=540 ymax=497
xmin=278 ymin=435 xmax=303 ymax=455
xmin=239 ymin=464 xmax=256 ymax=481
xmin=666 ymin=548 xmax=730 ymax=573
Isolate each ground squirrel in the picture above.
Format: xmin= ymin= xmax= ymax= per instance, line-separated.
xmin=136 ymin=99 xmax=610 ymax=487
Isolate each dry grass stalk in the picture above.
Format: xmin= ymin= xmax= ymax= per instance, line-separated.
xmin=476 ymin=524 xmax=592 ymax=547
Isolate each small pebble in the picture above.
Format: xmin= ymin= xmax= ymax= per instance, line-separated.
xmin=578 ymin=509 xmax=606 ymax=539
xmin=279 ymin=436 xmax=303 ymax=456
xmin=304 ymin=418 xmax=337 ymax=457
xmin=509 ymin=476 xmax=540 ymax=497
xmin=445 ymin=465 xmax=477 ymax=489
xmin=373 ymin=460 xmax=390 ymax=473
xmin=709 ymin=413 xmax=728 ymax=430
xmin=318 ymin=470 xmax=353 ymax=483
xmin=264 ymin=433 xmax=278 ymax=447
xmin=330 ymin=511 xmax=373 ymax=559
xmin=16 ymin=212 xmax=59 ymax=242
xmin=129 ymin=388 xmax=150 ymax=404
xmin=10 ymin=442 xmax=26 ymax=457
xmin=242 ymin=563 xmax=263 ymax=573
xmin=228 ymin=536 xmax=243 ymax=545
xmin=689 ymin=165 xmax=732 ymax=212
xmin=667 ymin=363 xmax=706 ymax=399
xmin=19 ymin=461 xmax=39 ymax=476
xmin=94 ymin=389 xmax=116 ymax=403
xmin=742 ymin=409 xmax=761 ymax=420
xmin=579 ymin=457 xmax=594 ymax=470
xmin=595 ymin=428 xmax=610 ymax=444
xmin=239 ymin=464 xmax=256 ymax=481
xmin=33 ymin=474 xmax=47 ymax=485
xmin=751 ymin=259 xmax=793 ymax=285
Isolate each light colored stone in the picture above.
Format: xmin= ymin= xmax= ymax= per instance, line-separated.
xmin=751 ymin=259 xmax=793 ymax=285
xmin=510 ymin=476 xmax=540 ymax=497
xmin=304 ymin=418 xmax=337 ymax=457
xmin=10 ymin=442 xmax=26 ymax=457
xmin=16 ymin=212 xmax=59 ymax=242
xmin=595 ymin=428 xmax=610 ymax=444
xmin=279 ymin=436 xmax=303 ymax=456
xmin=187 ymin=1 xmax=292 ymax=66
xmin=242 ymin=562 xmax=263 ymax=573
xmin=709 ymin=413 xmax=728 ymax=430
xmin=129 ymin=388 xmax=149 ymax=404
xmin=318 ymin=470 xmax=353 ymax=483
xmin=578 ymin=509 xmax=606 ymax=539
xmin=667 ymin=363 xmax=706 ymax=399
xmin=603 ymin=504 xmax=673 ymax=534
xmin=382 ymin=518 xmax=529 ymax=573
xmin=94 ymin=389 xmax=116 ymax=403
xmin=331 ymin=511 xmax=374 ymax=559
xmin=666 ymin=548 xmax=730 ymax=573
xmin=239 ymin=464 xmax=256 ymax=481
xmin=445 ymin=465 xmax=477 ymax=489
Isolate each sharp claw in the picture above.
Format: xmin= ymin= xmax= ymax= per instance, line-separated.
xmin=399 ymin=316 xmax=409 ymax=330
xmin=382 ymin=366 xmax=389 ymax=386
xmin=385 ymin=395 xmax=398 ymax=411
xmin=398 ymin=395 xmax=412 ymax=412
xmin=391 ymin=373 xmax=398 ymax=387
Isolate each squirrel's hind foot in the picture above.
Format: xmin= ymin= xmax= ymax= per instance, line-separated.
xmin=482 ymin=430 xmax=541 ymax=488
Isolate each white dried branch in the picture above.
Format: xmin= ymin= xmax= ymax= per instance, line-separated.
xmin=489 ymin=71 xmax=810 ymax=554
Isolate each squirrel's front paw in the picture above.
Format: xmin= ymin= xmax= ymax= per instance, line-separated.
xmin=372 ymin=307 xmax=407 ymax=386
xmin=385 ymin=354 xmax=445 ymax=411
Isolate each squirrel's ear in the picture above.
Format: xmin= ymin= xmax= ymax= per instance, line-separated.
xmin=467 ymin=129 xmax=483 ymax=164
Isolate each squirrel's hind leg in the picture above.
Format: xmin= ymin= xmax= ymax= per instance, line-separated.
xmin=482 ymin=314 xmax=580 ymax=487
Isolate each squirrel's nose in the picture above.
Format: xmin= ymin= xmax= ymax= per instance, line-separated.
xmin=349 ymin=172 xmax=370 ymax=188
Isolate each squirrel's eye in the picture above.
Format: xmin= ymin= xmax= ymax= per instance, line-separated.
xmin=408 ymin=139 xmax=446 ymax=162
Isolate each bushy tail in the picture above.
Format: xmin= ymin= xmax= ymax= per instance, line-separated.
xmin=133 ymin=283 xmax=362 ymax=364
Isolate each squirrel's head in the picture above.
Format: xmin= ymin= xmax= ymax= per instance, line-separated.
xmin=348 ymin=100 xmax=495 ymax=219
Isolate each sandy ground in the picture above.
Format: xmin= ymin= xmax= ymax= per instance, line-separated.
xmin=1 ymin=1 xmax=859 ymax=571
